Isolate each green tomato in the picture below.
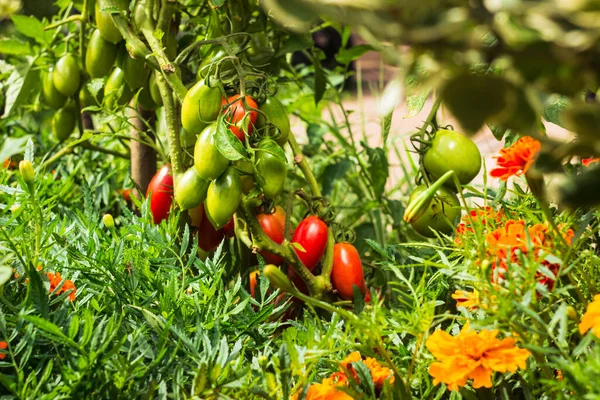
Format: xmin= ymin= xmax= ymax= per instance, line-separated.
xmin=408 ymin=185 xmax=461 ymax=238
xmin=79 ymin=82 xmax=102 ymax=108
xmin=423 ymin=129 xmax=482 ymax=186
xmin=104 ymin=67 xmax=133 ymax=109
xmin=43 ymin=68 xmax=67 ymax=109
xmin=197 ymin=49 xmax=236 ymax=80
xmin=95 ymin=0 xmax=127 ymax=44
xmin=52 ymin=106 xmax=77 ymax=142
xmin=194 ymin=122 xmax=230 ymax=180
xmin=86 ymin=29 xmax=117 ymax=78
xmin=123 ymin=53 xmax=150 ymax=90
xmin=255 ymin=138 xmax=287 ymax=199
xmin=53 ymin=54 xmax=81 ymax=97
xmin=149 ymin=72 xmax=162 ymax=106
xmin=174 ymin=167 xmax=210 ymax=210
xmin=205 ymin=167 xmax=242 ymax=230
xmin=233 ymin=159 xmax=255 ymax=194
xmin=136 ymin=85 xmax=156 ymax=110
xmin=256 ymin=97 xmax=291 ymax=146
xmin=181 ymin=79 xmax=222 ymax=133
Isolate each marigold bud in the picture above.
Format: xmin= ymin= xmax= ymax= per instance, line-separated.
xmin=103 ymin=213 xmax=115 ymax=229
xmin=19 ymin=160 xmax=34 ymax=185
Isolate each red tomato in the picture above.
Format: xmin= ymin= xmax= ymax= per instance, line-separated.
xmin=146 ymin=165 xmax=174 ymax=224
xmin=190 ymin=204 xmax=225 ymax=252
xmin=273 ymin=205 xmax=287 ymax=230
xmin=291 ymin=216 xmax=328 ymax=270
xmin=223 ymin=95 xmax=258 ymax=141
xmin=249 ymin=270 xmax=259 ymax=299
xmin=331 ymin=243 xmax=366 ymax=300
xmin=257 ymin=213 xmax=285 ymax=265
xmin=223 ymin=218 xmax=235 ymax=238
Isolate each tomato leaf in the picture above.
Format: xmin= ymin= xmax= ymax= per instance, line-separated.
xmin=12 ymin=15 xmax=49 ymax=46
xmin=322 ymin=159 xmax=352 ymax=196
xmin=3 ymin=57 xmax=40 ymax=118
xmin=276 ymin=34 xmax=312 ymax=57
xmin=0 ymin=38 xmax=31 ymax=56
xmin=0 ymin=267 xmax=11 ymax=287
xmin=0 ymin=135 xmax=32 ymax=164
xmin=214 ymin=116 xmax=249 ymax=161
xmin=379 ymin=77 xmax=402 ymax=118
xmin=313 ymin=59 xmax=326 ymax=105
xmin=256 ymin=138 xmax=287 ymax=164
xmin=365 ymin=146 xmax=388 ymax=198
xmin=543 ymin=95 xmax=569 ymax=127
xmin=335 ymin=44 xmax=373 ymax=64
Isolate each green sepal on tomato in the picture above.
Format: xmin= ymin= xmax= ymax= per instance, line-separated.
xmin=52 ymin=106 xmax=77 ymax=142
xmin=95 ymin=0 xmax=127 ymax=44
xmin=223 ymin=95 xmax=258 ymax=141
xmin=408 ymin=184 xmax=461 ymax=238
xmin=104 ymin=67 xmax=133 ymax=109
xmin=42 ymin=68 xmax=67 ymax=109
xmin=256 ymin=97 xmax=291 ymax=146
xmin=146 ymin=165 xmax=174 ymax=224
xmin=331 ymin=243 xmax=366 ymax=300
xmin=205 ymin=167 xmax=242 ymax=230
xmin=86 ymin=29 xmax=117 ymax=79
xmin=423 ymin=129 xmax=482 ymax=186
xmin=194 ymin=122 xmax=230 ymax=180
xmin=174 ymin=167 xmax=209 ymax=211
xmin=257 ymin=211 xmax=285 ymax=265
xmin=53 ymin=54 xmax=81 ymax=97
xmin=181 ymin=79 xmax=222 ymax=134
xmin=255 ymin=138 xmax=287 ymax=199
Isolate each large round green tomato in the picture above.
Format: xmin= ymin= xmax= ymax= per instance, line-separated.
xmin=256 ymin=97 xmax=291 ymax=146
xmin=205 ymin=167 xmax=242 ymax=230
xmin=52 ymin=106 xmax=77 ymax=142
xmin=104 ymin=67 xmax=133 ymax=109
xmin=86 ymin=29 xmax=117 ymax=78
xmin=408 ymin=185 xmax=461 ymax=238
xmin=181 ymin=79 xmax=222 ymax=133
xmin=255 ymin=138 xmax=287 ymax=199
xmin=53 ymin=54 xmax=81 ymax=97
xmin=123 ymin=53 xmax=150 ymax=90
xmin=194 ymin=123 xmax=230 ymax=180
xmin=174 ymin=166 xmax=210 ymax=210
xmin=95 ymin=0 xmax=127 ymax=44
xmin=423 ymin=129 xmax=482 ymax=186
xmin=43 ymin=68 xmax=67 ymax=109
xmin=197 ymin=49 xmax=236 ymax=80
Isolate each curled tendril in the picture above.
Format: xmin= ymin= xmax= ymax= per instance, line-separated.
xmin=331 ymin=222 xmax=356 ymax=243
xmin=295 ymin=191 xmax=336 ymax=224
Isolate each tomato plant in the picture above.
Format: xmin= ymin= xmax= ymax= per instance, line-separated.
xmin=52 ymin=106 xmax=76 ymax=142
xmin=146 ymin=165 xmax=174 ymax=224
xmin=255 ymin=138 xmax=287 ymax=199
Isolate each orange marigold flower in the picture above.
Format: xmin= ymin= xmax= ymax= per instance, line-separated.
xmin=455 ymin=206 xmax=506 ymax=245
xmin=292 ymin=373 xmax=352 ymax=400
xmin=0 ymin=341 xmax=7 ymax=360
xmin=45 ymin=272 xmax=77 ymax=301
xmin=582 ymin=157 xmax=600 ymax=167
xmin=340 ymin=351 xmax=394 ymax=388
xmin=426 ymin=323 xmax=531 ymax=391
xmin=452 ymin=290 xmax=482 ymax=311
xmin=579 ymin=294 xmax=600 ymax=337
xmin=490 ymin=137 xmax=541 ymax=181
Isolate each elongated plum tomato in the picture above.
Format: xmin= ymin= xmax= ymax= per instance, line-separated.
xmin=189 ymin=204 xmax=225 ymax=252
xmin=104 ymin=67 xmax=133 ymax=109
xmin=257 ymin=212 xmax=285 ymax=265
xmin=423 ymin=129 xmax=482 ymax=186
xmin=43 ymin=68 xmax=67 ymax=109
xmin=174 ymin=167 xmax=209 ymax=211
xmin=86 ymin=29 xmax=117 ymax=79
xmin=146 ymin=165 xmax=174 ymax=224
xmin=53 ymin=54 xmax=81 ymax=97
xmin=223 ymin=95 xmax=258 ymax=141
xmin=194 ymin=122 xmax=230 ymax=180
xmin=95 ymin=0 xmax=126 ymax=44
xmin=292 ymin=216 xmax=328 ymax=270
xmin=52 ymin=106 xmax=77 ymax=142
xmin=205 ymin=167 xmax=242 ymax=230
xmin=255 ymin=97 xmax=291 ymax=146
xmin=331 ymin=243 xmax=366 ymax=300
xmin=273 ymin=206 xmax=286 ymax=229
xmin=123 ymin=53 xmax=150 ymax=90
xmin=408 ymin=184 xmax=461 ymax=238
xmin=181 ymin=79 xmax=222 ymax=133
xmin=255 ymin=138 xmax=287 ymax=199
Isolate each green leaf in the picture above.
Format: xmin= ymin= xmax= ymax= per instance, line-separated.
xmin=335 ymin=44 xmax=373 ymax=64
xmin=11 ymin=15 xmax=47 ymax=45
xmin=2 ymin=58 xmax=40 ymax=118
xmin=0 ymin=38 xmax=31 ymax=56
xmin=21 ymin=315 xmax=69 ymax=342
xmin=543 ymin=95 xmax=569 ymax=127
xmin=442 ymin=73 xmax=514 ymax=134
xmin=405 ymin=72 xmax=430 ymax=119
xmin=0 ymin=135 xmax=33 ymax=164
xmin=214 ymin=116 xmax=249 ymax=161
xmin=313 ymin=60 xmax=326 ymax=105
xmin=322 ymin=159 xmax=352 ymax=196
xmin=0 ymin=266 xmax=11 ymax=287
xmin=275 ymin=34 xmax=312 ymax=57
xmin=256 ymin=137 xmax=287 ymax=164
xmin=365 ymin=146 xmax=389 ymax=198
xmin=487 ymin=124 xmax=511 ymax=141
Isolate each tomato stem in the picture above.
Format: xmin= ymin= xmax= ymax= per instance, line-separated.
xmin=155 ymin=73 xmax=183 ymax=176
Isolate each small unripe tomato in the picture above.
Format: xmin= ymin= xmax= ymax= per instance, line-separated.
xmin=174 ymin=166 xmax=209 ymax=211
xmin=123 ymin=53 xmax=150 ymax=90
xmin=408 ymin=184 xmax=461 ymax=238
xmin=95 ymin=0 xmax=127 ymax=44
xmin=255 ymin=138 xmax=287 ymax=199
xmin=42 ymin=69 xmax=67 ymax=109
xmin=181 ymin=79 xmax=222 ymax=133
xmin=104 ymin=67 xmax=133 ymax=109
xmin=52 ymin=106 xmax=77 ymax=142
xmin=194 ymin=123 xmax=230 ymax=181
xmin=53 ymin=54 xmax=81 ymax=97
xmin=205 ymin=167 xmax=242 ymax=230
xmin=86 ymin=29 xmax=117 ymax=78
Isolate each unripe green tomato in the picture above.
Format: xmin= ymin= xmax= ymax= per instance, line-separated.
xmin=149 ymin=72 xmax=162 ymax=106
xmin=255 ymin=138 xmax=287 ymax=199
xmin=86 ymin=29 xmax=117 ymax=78
xmin=205 ymin=167 xmax=242 ymax=230
xmin=174 ymin=167 xmax=210 ymax=210
xmin=133 ymin=3 xmax=151 ymax=31
xmin=53 ymin=54 xmax=81 ymax=97
xmin=136 ymin=85 xmax=156 ymax=110
xmin=52 ymin=106 xmax=77 ymax=142
xmin=256 ymin=97 xmax=291 ymax=146
xmin=423 ymin=129 xmax=482 ymax=186
xmin=123 ymin=54 xmax=150 ymax=90
xmin=95 ymin=0 xmax=127 ymax=44
xmin=104 ymin=67 xmax=133 ymax=109
xmin=80 ymin=82 xmax=102 ymax=108
xmin=181 ymin=79 xmax=222 ymax=133
xmin=408 ymin=184 xmax=461 ymax=238
xmin=194 ymin=123 xmax=230 ymax=180
xmin=197 ymin=49 xmax=236 ymax=80
xmin=42 ymin=68 xmax=67 ymax=109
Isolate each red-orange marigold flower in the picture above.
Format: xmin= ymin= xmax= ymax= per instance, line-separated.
xmin=490 ymin=137 xmax=541 ymax=181
xmin=45 ymin=272 xmax=76 ymax=301
xmin=0 ymin=341 xmax=7 ymax=360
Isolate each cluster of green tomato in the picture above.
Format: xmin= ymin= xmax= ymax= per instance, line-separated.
xmin=408 ymin=129 xmax=482 ymax=238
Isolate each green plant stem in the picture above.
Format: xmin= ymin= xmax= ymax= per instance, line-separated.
xmin=155 ymin=73 xmax=183 ymax=176
xmin=43 ymin=14 xmax=83 ymax=30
